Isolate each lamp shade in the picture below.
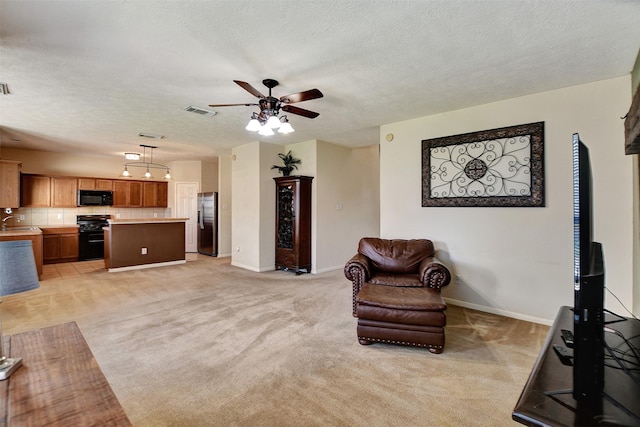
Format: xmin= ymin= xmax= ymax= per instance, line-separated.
xmin=0 ymin=241 xmax=40 ymax=297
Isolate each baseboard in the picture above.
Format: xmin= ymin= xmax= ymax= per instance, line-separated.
xmin=444 ymin=297 xmax=553 ymax=326
xmin=313 ymin=265 xmax=344 ymax=274
xmin=108 ymin=259 xmax=186 ymax=273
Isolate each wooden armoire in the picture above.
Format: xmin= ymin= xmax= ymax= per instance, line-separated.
xmin=274 ymin=175 xmax=313 ymax=274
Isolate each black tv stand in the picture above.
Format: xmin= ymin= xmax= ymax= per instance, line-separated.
xmin=513 ymin=306 xmax=640 ymax=426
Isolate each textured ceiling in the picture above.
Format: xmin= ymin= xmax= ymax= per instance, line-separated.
xmin=1 ymin=0 xmax=639 ymax=163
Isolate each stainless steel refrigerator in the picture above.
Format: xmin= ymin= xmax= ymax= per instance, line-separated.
xmin=197 ymin=192 xmax=218 ymax=256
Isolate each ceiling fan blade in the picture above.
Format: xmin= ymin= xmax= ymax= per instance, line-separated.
xmin=280 ymin=88 xmax=324 ymax=104
xmin=208 ymin=103 xmax=259 ymax=107
xmin=282 ymin=105 xmax=320 ymax=119
xmin=234 ymin=80 xmax=265 ymax=98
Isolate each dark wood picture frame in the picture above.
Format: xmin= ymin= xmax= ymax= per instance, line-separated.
xmin=422 ymin=122 xmax=544 ymax=207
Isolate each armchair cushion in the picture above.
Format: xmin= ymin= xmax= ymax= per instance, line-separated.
xmin=358 ymin=238 xmax=434 ymax=274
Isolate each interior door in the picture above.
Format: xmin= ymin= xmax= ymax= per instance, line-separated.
xmin=175 ymin=182 xmax=199 ymax=252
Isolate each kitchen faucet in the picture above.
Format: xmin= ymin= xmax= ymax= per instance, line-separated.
xmin=2 ymin=208 xmax=14 ymax=231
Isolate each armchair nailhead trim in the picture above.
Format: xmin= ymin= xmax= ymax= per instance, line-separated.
xmin=358 ymin=336 xmax=443 ymax=350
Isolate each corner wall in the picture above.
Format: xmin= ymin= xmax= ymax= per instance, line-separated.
xmin=380 ymin=76 xmax=634 ymax=323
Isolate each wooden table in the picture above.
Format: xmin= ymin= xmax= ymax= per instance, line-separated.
xmin=513 ymin=306 xmax=640 ymax=426
xmin=0 ymin=322 xmax=131 ymax=426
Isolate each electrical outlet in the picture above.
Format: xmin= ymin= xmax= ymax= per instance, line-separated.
xmin=19 ymin=214 xmax=25 ymax=220
xmin=141 ymin=247 xmax=148 ymax=255
xmin=236 ymin=246 xmax=240 ymax=252
xmin=154 ymin=213 xmax=158 ymax=218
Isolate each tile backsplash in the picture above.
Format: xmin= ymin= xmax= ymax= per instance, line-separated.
xmin=3 ymin=207 xmax=172 ymax=227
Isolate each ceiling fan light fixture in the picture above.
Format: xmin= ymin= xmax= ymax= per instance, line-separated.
xmin=266 ymin=115 xmax=281 ymax=129
xmin=258 ymin=125 xmax=275 ymax=136
xmin=245 ymin=117 xmax=261 ymax=131
xmin=278 ymin=117 xmax=294 ymax=134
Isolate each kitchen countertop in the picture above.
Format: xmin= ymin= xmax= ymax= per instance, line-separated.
xmin=107 ymin=218 xmax=188 ymax=225
xmin=0 ymin=226 xmax=43 ymax=236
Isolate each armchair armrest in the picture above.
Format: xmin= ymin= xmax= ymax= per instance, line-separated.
xmin=418 ymin=256 xmax=451 ymax=292
xmin=344 ymin=253 xmax=372 ymax=316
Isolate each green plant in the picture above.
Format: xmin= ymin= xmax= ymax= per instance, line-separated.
xmin=271 ymin=150 xmax=301 ymax=176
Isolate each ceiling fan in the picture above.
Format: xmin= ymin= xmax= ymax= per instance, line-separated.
xmin=208 ymin=79 xmax=323 ymax=135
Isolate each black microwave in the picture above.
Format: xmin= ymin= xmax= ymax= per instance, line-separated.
xmin=78 ymin=190 xmax=113 ymax=206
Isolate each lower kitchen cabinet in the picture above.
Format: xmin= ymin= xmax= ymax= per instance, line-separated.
xmin=42 ymin=227 xmax=79 ymax=264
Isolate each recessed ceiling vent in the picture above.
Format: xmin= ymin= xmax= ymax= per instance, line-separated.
xmin=184 ymin=105 xmax=217 ymax=117
xmin=138 ymin=132 xmax=164 ymax=139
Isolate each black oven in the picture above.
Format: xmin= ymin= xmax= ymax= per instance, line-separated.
xmin=77 ymin=215 xmax=110 ymax=260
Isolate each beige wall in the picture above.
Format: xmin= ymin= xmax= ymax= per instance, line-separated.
xmin=380 ymin=76 xmax=635 ymax=323
xmin=315 ymin=141 xmax=380 ymax=272
xmin=631 ymin=49 xmax=640 ymax=316
xmin=230 ymin=139 xmax=380 ymax=274
xmin=217 ymin=155 xmax=232 ymax=257
xmin=201 ymin=160 xmax=218 ymax=193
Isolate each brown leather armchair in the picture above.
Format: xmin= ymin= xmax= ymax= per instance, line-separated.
xmin=344 ymin=238 xmax=451 ymax=353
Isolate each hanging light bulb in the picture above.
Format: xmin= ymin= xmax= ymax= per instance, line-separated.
xmin=258 ymin=125 xmax=275 ymax=136
xmin=143 ymin=167 xmax=152 ymax=179
xmin=164 ymin=169 xmax=172 ymax=180
xmin=266 ymin=115 xmax=281 ymax=129
xmin=245 ymin=114 xmax=261 ymax=131
xmin=121 ymin=166 xmax=130 ymax=177
xmin=278 ymin=116 xmax=295 ymax=134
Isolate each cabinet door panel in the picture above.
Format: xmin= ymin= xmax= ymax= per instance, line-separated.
xmin=52 ymin=177 xmax=78 ymax=207
xmin=43 ymin=235 xmax=60 ymax=262
xmin=21 ymin=175 xmax=51 ymax=207
xmin=0 ymin=161 xmax=21 ymax=208
xmin=60 ymin=234 xmax=79 ymax=259
xmin=95 ymin=179 xmax=113 ymax=190
xmin=128 ymin=182 xmax=143 ymax=207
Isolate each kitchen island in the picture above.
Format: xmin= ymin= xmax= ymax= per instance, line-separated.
xmin=104 ymin=218 xmax=187 ymax=272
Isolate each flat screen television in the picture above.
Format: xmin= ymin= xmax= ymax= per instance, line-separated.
xmin=572 ymin=133 xmax=605 ymax=401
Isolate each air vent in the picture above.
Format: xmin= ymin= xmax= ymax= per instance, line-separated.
xmin=184 ymin=105 xmax=217 ymax=117
xmin=138 ymin=132 xmax=164 ymax=139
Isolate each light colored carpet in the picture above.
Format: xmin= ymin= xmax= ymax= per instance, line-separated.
xmin=3 ymin=256 xmax=549 ymax=426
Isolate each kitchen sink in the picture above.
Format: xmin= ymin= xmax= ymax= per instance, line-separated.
xmin=0 ymin=226 xmax=40 ymax=232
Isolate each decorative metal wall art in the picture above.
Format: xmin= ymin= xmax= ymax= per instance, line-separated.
xmin=422 ymin=122 xmax=544 ymax=207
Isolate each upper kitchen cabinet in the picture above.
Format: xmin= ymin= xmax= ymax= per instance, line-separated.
xmin=78 ymin=178 xmax=113 ymax=191
xmin=51 ymin=177 xmax=78 ymax=207
xmin=113 ymin=180 xmax=143 ymax=207
xmin=143 ymin=181 xmax=168 ymax=207
xmin=21 ymin=174 xmax=78 ymax=208
xmin=21 ymin=174 xmax=51 ymax=207
xmin=0 ymin=160 xmax=21 ymax=208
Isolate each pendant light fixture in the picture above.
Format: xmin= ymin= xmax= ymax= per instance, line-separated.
xmin=120 ymin=144 xmax=171 ymax=180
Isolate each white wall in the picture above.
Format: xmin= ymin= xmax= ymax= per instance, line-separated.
xmin=380 ymin=76 xmax=634 ymax=323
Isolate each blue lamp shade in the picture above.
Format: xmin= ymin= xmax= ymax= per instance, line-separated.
xmin=0 ymin=241 xmax=40 ymax=297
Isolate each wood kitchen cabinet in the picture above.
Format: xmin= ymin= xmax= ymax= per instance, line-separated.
xmin=142 ymin=181 xmax=168 ymax=207
xmin=21 ymin=174 xmax=77 ymax=208
xmin=51 ymin=177 xmax=78 ymax=207
xmin=21 ymin=174 xmax=51 ymax=207
xmin=78 ymin=178 xmax=113 ymax=190
xmin=274 ymin=176 xmax=313 ymax=274
xmin=113 ymin=180 xmax=143 ymax=207
xmin=0 ymin=160 xmax=21 ymax=208
xmin=42 ymin=227 xmax=79 ymax=264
